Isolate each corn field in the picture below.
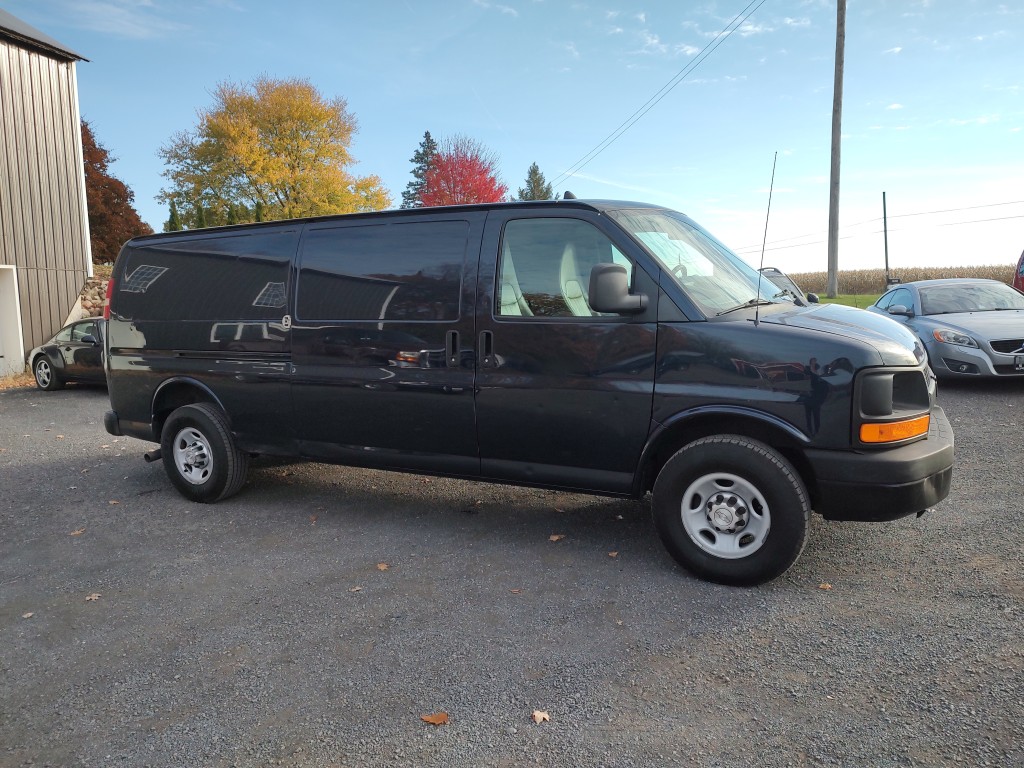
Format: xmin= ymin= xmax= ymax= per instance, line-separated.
xmin=789 ymin=264 xmax=1016 ymax=296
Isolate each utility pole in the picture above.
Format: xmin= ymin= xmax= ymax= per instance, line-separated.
xmin=826 ymin=0 xmax=846 ymax=298
xmin=883 ymin=191 xmax=890 ymax=285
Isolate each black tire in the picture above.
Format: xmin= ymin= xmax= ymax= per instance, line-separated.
xmin=160 ymin=403 xmax=249 ymax=503
xmin=652 ymin=435 xmax=809 ymax=586
xmin=33 ymin=356 xmax=64 ymax=391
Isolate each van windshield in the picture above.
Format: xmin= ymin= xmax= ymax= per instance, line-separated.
xmin=608 ymin=208 xmax=786 ymax=316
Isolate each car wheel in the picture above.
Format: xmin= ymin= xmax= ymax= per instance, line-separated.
xmin=160 ymin=403 xmax=249 ymax=503
xmin=652 ymin=435 xmax=809 ymax=586
xmin=33 ymin=357 xmax=63 ymax=391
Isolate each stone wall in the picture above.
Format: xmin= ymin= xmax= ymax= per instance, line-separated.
xmin=66 ymin=277 xmax=109 ymax=323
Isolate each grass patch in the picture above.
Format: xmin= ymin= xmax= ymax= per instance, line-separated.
xmin=817 ymin=294 xmax=881 ymax=309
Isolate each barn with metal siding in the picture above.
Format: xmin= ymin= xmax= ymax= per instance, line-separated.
xmin=0 ymin=9 xmax=91 ymax=377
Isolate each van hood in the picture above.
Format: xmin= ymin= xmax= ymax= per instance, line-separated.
xmin=761 ymin=302 xmax=924 ymax=366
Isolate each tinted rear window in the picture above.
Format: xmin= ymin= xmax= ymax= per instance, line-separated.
xmin=297 ymin=220 xmax=468 ymax=322
xmin=114 ymin=230 xmax=296 ymax=322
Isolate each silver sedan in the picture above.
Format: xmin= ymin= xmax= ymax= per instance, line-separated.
xmin=867 ymin=278 xmax=1024 ymax=379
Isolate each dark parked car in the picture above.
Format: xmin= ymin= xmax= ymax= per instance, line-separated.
xmin=26 ymin=318 xmax=106 ymax=390
xmin=867 ymin=279 xmax=1024 ymax=378
xmin=103 ymin=199 xmax=953 ymax=586
xmin=758 ymin=266 xmax=819 ymax=307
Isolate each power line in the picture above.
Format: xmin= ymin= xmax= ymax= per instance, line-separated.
xmin=732 ymin=199 xmax=1024 ymax=254
xmin=551 ymin=0 xmax=768 ymax=189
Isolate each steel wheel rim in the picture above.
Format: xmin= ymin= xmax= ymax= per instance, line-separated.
xmin=172 ymin=426 xmax=213 ymax=485
xmin=34 ymin=360 xmax=52 ymax=388
xmin=680 ymin=471 xmax=771 ymax=559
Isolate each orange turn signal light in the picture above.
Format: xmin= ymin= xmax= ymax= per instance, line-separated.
xmin=860 ymin=415 xmax=930 ymax=444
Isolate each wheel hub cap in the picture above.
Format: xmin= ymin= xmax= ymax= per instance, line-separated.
xmin=707 ymin=493 xmax=748 ymax=533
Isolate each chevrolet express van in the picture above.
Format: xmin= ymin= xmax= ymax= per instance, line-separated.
xmin=103 ymin=199 xmax=954 ymax=585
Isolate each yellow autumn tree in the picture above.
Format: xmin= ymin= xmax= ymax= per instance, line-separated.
xmin=158 ymin=77 xmax=390 ymax=227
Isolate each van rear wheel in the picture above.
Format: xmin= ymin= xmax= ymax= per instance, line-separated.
xmin=160 ymin=403 xmax=249 ymax=503
xmin=652 ymin=435 xmax=809 ymax=586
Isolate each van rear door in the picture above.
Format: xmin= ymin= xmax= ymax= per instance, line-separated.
xmin=290 ymin=214 xmax=483 ymax=476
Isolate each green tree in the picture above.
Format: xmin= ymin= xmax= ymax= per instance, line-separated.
xmin=164 ymin=200 xmax=182 ymax=232
xmin=401 ymin=131 xmax=438 ymax=208
xmin=195 ymin=203 xmax=207 ymax=229
xmin=517 ymin=162 xmax=555 ymax=201
xmin=158 ymin=76 xmax=391 ymax=225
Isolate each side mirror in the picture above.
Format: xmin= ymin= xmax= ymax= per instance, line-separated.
xmin=589 ymin=264 xmax=647 ymax=314
xmin=806 ymin=293 xmax=820 ymax=304
xmin=888 ymin=304 xmax=913 ymax=317
xmin=81 ymin=334 xmax=99 ymax=345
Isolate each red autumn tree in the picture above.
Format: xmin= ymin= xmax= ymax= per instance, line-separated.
xmin=420 ymin=135 xmax=508 ymax=206
xmin=82 ymin=120 xmax=153 ymax=263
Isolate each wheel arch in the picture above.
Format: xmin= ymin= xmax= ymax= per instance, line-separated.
xmin=151 ymin=378 xmax=226 ymax=440
xmin=635 ymin=406 xmax=819 ymax=507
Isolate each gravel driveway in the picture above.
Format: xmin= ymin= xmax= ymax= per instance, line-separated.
xmin=1 ymin=381 xmax=1020 ymax=767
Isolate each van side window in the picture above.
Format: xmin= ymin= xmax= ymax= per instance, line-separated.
xmin=115 ymin=232 xmax=294 ymax=322
xmin=497 ymin=218 xmax=633 ymax=318
xmin=297 ymin=220 xmax=467 ymax=322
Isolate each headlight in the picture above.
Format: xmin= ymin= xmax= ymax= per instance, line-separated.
xmin=932 ymin=328 xmax=977 ymax=347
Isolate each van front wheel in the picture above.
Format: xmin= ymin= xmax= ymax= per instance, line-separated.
xmin=652 ymin=436 xmax=809 ymax=586
xmin=160 ymin=403 xmax=249 ymax=503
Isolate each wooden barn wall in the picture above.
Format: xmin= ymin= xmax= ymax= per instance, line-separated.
xmin=0 ymin=38 xmax=91 ymax=353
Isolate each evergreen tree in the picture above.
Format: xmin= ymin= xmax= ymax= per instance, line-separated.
xmin=195 ymin=203 xmax=207 ymax=229
xmin=164 ymin=200 xmax=183 ymax=232
xmin=226 ymin=203 xmax=238 ymax=225
xmin=254 ymin=200 xmax=264 ymax=222
xmin=401 ymin=131 xmax=438 ymax=208
xmin=517 ymin=162 xmax=555 ymax=201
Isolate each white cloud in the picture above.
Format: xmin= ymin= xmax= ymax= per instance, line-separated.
xmin=61 ymin=0 xmax=188 ymax=39
xmin=565 ymin=42 xmax=580 ymax=59
xmin=884 ymin=46 xmax=903 ymax=54
xmin=783 ymin=17 xmax=811 ymax=28
xmin=675 ymin=43 xmax=700 ymax=57
xmin=887 ymin=103 xmax=904 ymax=110
xmin=737 ymin=22 xmax=771 ymax=37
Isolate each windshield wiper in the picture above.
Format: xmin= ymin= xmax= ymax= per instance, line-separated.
xmin=716 ymin=298 xmax=775 ymax=316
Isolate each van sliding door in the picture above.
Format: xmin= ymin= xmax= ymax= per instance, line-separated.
xmin=290 ymin=214 xmax=483 ymax=475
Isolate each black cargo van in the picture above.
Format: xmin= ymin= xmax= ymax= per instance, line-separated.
xmin=103 ymin=199 xmax=953 ymax=585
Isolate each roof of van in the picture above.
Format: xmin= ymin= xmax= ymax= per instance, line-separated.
xmin=127 ymin=198 xmax=673 ymax=244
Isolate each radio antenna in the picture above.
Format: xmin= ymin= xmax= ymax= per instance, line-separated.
xmin=754 ymin=151 xmax=778 ymax=327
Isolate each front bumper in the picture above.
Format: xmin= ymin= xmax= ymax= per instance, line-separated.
xmin=807 ymin=405 xmax=954 ymax=521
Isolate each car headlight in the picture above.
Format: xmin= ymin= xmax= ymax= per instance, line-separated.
xmin=932 ymin=328 xmax=977 ymax=347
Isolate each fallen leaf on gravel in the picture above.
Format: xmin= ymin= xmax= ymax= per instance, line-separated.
xmin=108 ymin=500 xmax=120 ymax=505
xmin=309 ymin=514 xmax=318 ymax=525
xmin=85 ymin=593 xmax=101 ymax=602
xmin=510 ymin=588 xmax=523 ymax=594
xmin=819 ymin=583 xmax=833 ymax=590
xmin=377 ymin=563 xmax=389 ymax=571
xmin=608 ymin=551 xmax=619 ymax=558
xmin=421 ymin=712 xmax=448 ymax=726
xmin=349 ymin=586 xmax=363 ymax=593
xmin=56 ymin=435 xmax=65 ymax=440
xmin=532 ymin=710 xmax=550 ymax=724
xmin=22 ymin=612 xmax=33 ymax=619
xmin=549 ymin=534 xmax=565 ymax=542
xmin=101 ymin=444 xmax=110 ymax=449
xmin=69 ymin=528 xmax=85 ymax=536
